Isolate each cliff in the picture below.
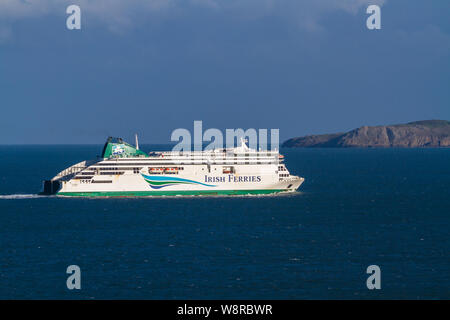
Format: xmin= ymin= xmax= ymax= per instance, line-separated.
xmin=283 ymin=120 xmax=450 ymax=148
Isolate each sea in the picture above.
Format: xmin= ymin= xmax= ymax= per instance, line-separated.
xmin=0 ymin=145 xmax=449 ymax=299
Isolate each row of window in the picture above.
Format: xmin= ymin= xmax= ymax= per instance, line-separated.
xmin=149 ymin=153 xmax=278 ymax=157
xmin=100 ymin=172 xmax=124 ymax=175
xmin=78 ymin=179 xmax=113 ymax=183
xmin=89 ymin=167 xmax=143 ymax=170
xmin=96 ymin=161 xmax=280 ymax=166
xmin=75 ymin=176 xmax=93 ymax=180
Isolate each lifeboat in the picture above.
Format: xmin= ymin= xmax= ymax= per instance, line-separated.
xmin=222 ymin=166 xmax=234 ymax=174
xmin=149 ymin=167 xmax=164 ymax=174
xmin=165 ymin=167 xmax=179 ymax=174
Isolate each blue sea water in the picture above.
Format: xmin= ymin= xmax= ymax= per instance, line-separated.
xmin=0 ymin=145 xmax=449 ymax=299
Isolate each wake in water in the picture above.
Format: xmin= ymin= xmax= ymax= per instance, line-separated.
xmin=0 ymin=192 xmax=302 ymax=200
xmin=0 ymin=194 xmax=52 ymax=200
xmin=82 ymin=191 xmax=303 ymax=200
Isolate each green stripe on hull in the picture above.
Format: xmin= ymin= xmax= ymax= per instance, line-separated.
xmin=57 ymin=189 xmax=287 ymax=197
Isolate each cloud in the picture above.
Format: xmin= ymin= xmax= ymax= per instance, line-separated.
xmin=0 ymin=0 xmax=386 ymax=36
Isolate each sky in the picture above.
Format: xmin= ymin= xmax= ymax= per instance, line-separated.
xmin=0 ymin=0 xmax=449 ymax=144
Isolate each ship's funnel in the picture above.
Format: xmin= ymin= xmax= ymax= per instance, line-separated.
xmin=101 ymin=137 xmax=147 ymax=158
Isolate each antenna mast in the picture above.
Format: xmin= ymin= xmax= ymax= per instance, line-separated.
xmin=135 ymin=134 xmax=139 ymax=150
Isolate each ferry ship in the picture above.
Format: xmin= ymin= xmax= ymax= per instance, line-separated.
xmin=41 ymin=137 xmax=304 ymax=197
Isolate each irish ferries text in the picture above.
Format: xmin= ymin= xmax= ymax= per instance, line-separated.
xmin=205 ymin=175 xmax=262 ymax=183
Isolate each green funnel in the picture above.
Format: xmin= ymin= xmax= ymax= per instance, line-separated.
xmin=101 ymin=137 xmax=148 ymax=158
